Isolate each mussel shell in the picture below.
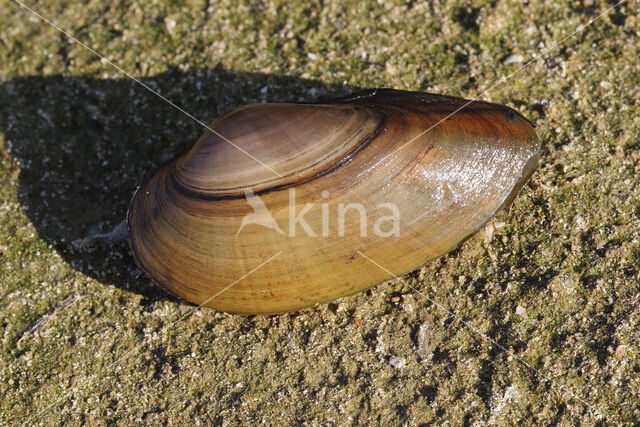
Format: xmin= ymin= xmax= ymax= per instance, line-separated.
xmin=128 ymin=89 xmax=539 ymax=314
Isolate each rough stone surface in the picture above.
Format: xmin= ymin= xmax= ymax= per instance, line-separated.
xmin=1 ymin=0 xmax=639 ymax=424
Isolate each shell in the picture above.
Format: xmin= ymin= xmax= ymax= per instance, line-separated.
xmin=128 ymin=89 xmax=539 ymax=314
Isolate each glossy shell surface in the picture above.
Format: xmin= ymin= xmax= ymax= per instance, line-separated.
xmin=128 ymin=89 xmax=539 ymax=314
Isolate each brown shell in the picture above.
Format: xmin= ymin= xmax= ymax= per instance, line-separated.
xmin=128 ymin=89 xmax=539 ymax=314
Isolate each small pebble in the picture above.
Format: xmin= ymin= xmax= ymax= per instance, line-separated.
xmin=389 ymin=356 xmax=406 ymax=369
xmin=516 ymin=305 xmax=528 ymax=319
xmin=503 ymin=54 xmax=524 ymax=64
xmin=480 ymin=222 xmax=496 ymax=243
